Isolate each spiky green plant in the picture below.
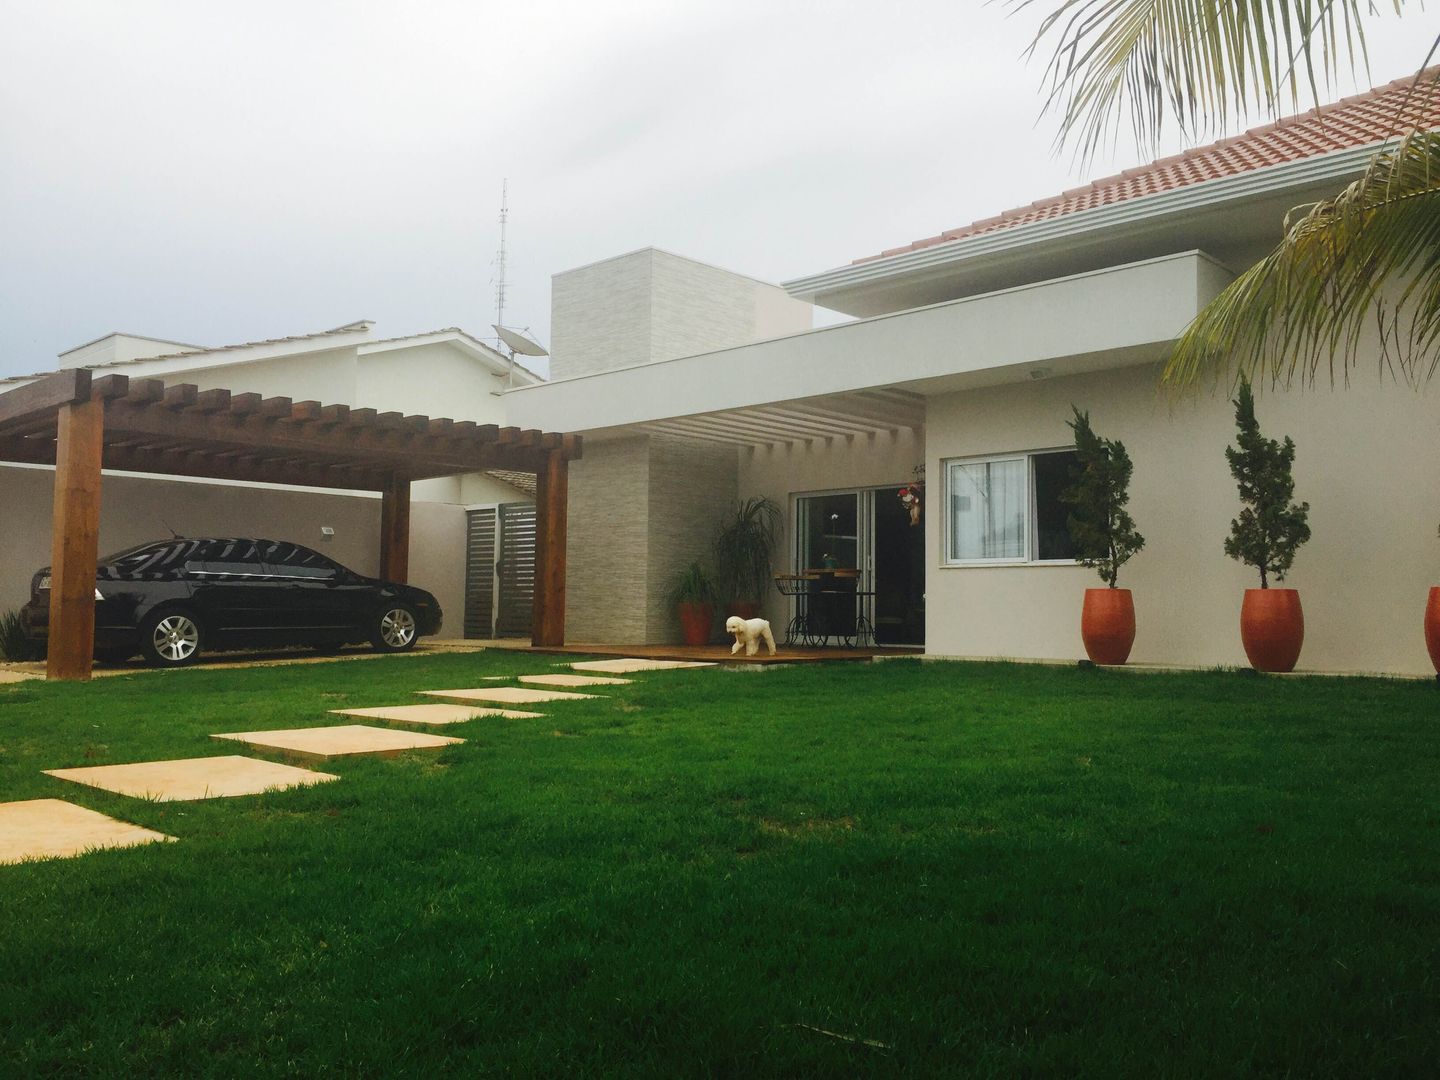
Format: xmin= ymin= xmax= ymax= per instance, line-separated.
xmin=1224 ymin=381 xmax=1312 ymax=587
xmin=1061 ymin=407 xmax=1146 ymax=587
xmin=713 ymin=497 xmax=781 ymax=605
xmin=1016 ymin=0 xmax=1397 ymax=164
xmin=0 ymin=610 xmax=42 ymax=662
xmin=1164 ymin=128 xmax=1440 ymax=390
xmin=668 ymin=561 xmax=719 ymax=607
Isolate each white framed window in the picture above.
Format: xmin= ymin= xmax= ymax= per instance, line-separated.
xmin=944 ymin=449 xmax=1081 ymax=565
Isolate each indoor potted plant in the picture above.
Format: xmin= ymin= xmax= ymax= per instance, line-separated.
xmin=713 ymin=496 xmax=781 ymax=621
xmin=670 ymin=561 xmax=718 ymax=646
xmin=1062 ymin=407 xmax=1145 ymax=664
xmin=1224 ymin=379 xmax=1311 ymax=673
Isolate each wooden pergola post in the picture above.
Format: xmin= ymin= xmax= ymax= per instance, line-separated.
xmin=46 ymin=396 xmax=105 ymax=681
xmin=379 ymin=474 xmax=411 ymax=583
xmin=532 ymin=447 xmax=569 ymax=647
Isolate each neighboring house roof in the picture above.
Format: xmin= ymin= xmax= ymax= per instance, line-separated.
xmin=59 ymin=331 xmax=206 ymax=355
xmin=1 ymin=320 xmax=554 ymax=389
xmin=0 ymin=321 xmax=375 ymax=385
xmin=359 ymin=327 xmax=545 ymax=384
xmin=856 ymin=69 xmax=1440 ymax=265
xmin=87 ymin=321 xmax=375 ymax=368
xmin=484 ymin=469 xmax=538 ymax=496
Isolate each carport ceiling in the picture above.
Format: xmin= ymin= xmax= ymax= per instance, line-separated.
xmin=0 ymin=369 xmax=581 ymax=490
xmin=638 ymin=388 xmax=925 ymax=447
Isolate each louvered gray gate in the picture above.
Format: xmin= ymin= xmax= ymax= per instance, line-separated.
xmin=495 ymin=502 xmax=536 ymax=637
xmin=463 ymin=507 xmax=498 ymax=638
xmin=464 ymin=502 xmax=536 ymax=639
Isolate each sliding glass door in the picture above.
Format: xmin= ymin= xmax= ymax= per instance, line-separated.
xmin=795 ymin=491 xmax=867 ymax=646
xmin=793 ymin=488 xmax=924 ymax=647
xmin=797 ymin=492 xmax=862 ymax=574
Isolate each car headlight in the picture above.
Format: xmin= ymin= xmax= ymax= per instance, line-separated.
xmin=95 ymin=588 xmax=105 ymax=600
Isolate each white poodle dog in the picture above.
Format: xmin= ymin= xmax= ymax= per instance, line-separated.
xmin=725 ymin=615 xmax=777 ymax=657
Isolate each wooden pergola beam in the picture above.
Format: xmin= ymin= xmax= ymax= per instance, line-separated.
xmin=0 ymin=435 xmax=389 ymax=490
xmin=102 ymin=404 xmax=517 ymax=473
xmin=0 ymin=368 xmax=89 ymax=434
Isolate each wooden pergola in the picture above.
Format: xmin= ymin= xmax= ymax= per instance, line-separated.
xmin=0 ymin=369 xmax=580 ymax=681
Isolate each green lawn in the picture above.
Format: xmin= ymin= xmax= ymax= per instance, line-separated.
xmin=1 ymin=654 xmax=1437 ymax=1076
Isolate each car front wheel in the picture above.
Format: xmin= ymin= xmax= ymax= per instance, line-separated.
xmin=139 ymin=609 xmax=204 ymax=667
xmin=370 ymin=604 xmax=418 ymax=653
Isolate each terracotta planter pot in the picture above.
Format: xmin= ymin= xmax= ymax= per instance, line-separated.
xmin=1240 ymin=588 xmax=1304 ymax=673
xmin=676 ymin=602 xmax=715 ymax=646
xmin=728 ymin=602 xmax=762 ymax=621
xmin=1425 ymin=587 xmax=1440 ymax=675
xmin=1081 ymin=588 xmax=1136 ymax=665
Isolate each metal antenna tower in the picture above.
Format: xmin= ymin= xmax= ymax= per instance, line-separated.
xmin=492 ymin=179 xmax=509 ymax=349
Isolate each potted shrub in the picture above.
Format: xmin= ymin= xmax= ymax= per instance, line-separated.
xmin=713 ymin=497 xmax=781 ymax=622
xmin=670 ymin=561 xmax=718 ymax=646
xmin=1224 ymin=380 xmax=1311 ymax=672
xmin=1427 ymin=526 xmax=1440 ymax=678
xmin=1062 ymin=407 xmax=1145 ymax=664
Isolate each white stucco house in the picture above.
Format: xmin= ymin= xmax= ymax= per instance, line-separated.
xmin=0 ymin=322 xmax=543 ymax=638
xmin=3 ymin=71 xmax=1437 ymax=676
xmin=505 ymin=72 xmax=1440 ymax=676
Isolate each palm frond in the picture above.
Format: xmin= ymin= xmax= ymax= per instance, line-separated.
xmin=1013 ymin=0 xmax=1394 ymax=163
xmin=1162 ymin=127 xmax=1440 ymax=391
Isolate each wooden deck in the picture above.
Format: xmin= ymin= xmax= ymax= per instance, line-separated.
xmin=466 ymin=640 xmax=923 ymax=665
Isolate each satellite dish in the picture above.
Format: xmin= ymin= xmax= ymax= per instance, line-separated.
xmin=493 ymin=325 xmax=548 ymax=357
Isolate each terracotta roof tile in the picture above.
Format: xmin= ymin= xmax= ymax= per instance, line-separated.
xmin=855 ymin=70 xmax=1440 ymax=265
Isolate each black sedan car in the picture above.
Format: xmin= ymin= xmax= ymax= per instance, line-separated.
xmin=21 ymin=537 xmax=442 ymax=667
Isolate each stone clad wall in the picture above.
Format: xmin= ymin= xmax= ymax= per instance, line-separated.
xmin=645 ymin=435 xmax=740 ymax=642
xmin=549 ymin=252 xmax=654 ymax=381
xmin=548 ymin=248 xmax=811 ymax=381
xmin=560 ymin=433 xmax=739 ymax=644
xmin=562 ymin=437 xmax=651 ymax=643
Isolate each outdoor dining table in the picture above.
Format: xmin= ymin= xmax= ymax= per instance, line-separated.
xmin=773 ymin=571 xmax=876 ymax=648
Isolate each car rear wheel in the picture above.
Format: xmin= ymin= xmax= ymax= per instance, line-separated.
xmin=370 ymin=604 xmax=418 ymax=653
xmin=140 ymin=610 xmax=204 ymax=667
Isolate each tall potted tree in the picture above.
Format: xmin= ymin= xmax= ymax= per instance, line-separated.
xmin=1062 ymin=407 xmax=1145 ymax=664
xmin=669 ymin=561 xmax=718 ymax=647
xmin=713 ymin=497 xmax=781 ymax=621
xmin=1225 ymin=380 xmax=1311 ymax=672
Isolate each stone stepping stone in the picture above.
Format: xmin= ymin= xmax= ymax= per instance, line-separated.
xmin=0 ymin=798 xmax=174 ymax=865
xmin=418 ymin=686 xmax=597 ymax=705
xmin=519 ymin=673 xmax=632 ymax=687
xmin=571 ymin=658 xmax=717 ymax=673
xmin=213 ymin=724 xmax=461 ymax=760
xmin=331 ymin=704 xmax=542 ymax=725
xmin=45 ymin=755 xmax=337 ymax=801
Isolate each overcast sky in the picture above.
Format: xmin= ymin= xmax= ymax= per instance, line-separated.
xmin=0 ymin=1 xmax=1427 ymax=377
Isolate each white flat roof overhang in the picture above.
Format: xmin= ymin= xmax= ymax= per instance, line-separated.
xmin=506 ymin=250 xmax=1231 ymax=444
